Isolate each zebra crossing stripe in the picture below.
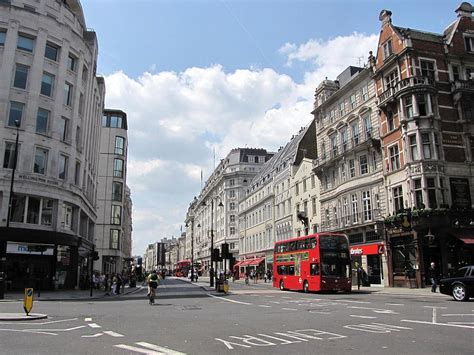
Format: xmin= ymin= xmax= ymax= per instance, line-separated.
xmin=114 ymin=342 xmax=186 ymax=354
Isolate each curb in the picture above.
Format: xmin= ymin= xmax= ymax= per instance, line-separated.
xmin=0 ymin=313 xmax=48 ymax=321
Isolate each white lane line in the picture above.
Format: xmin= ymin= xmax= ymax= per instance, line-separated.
xmin=442 ymin=314 xmax=474 ymax=317
xmin=208 ymin=294 xmax=252 ymax=305
xmin=401 ymin=319 xmax=474 ymax=329
xmin=281 ymin=296 xmax=292 ymax=299
xmin=85 ymin=317 xmax=92 ymax=322
xmin=258 ymin=305 xmax=272 ymax=308
xmin=88 ymin=323 xmax=101 ymax=328
xmin=82 ymin=333 xmax=103 ymax=338
xmin=104 ymin=330 xmax=124 ymax=337
xmin=264 ymin=295 xmax=275 ymax=298
xmin=29 ymin=326 xmax=85 ymax=332
xmin=330 ymin=299 xmax=371 ymax=304
xmin=309 ymin=311 xmax=330 ymax=314
xmin=350 ymin=315 xmax=377 ymax=319
xmin=447 ymin=322 xmax=474 ymax=325
xmin=0 ymin=328 xmax=58 ymax=336
xmin=385 ymin=303 xmax=404 ymax=306
xmin=0 ymin=318 xmax=78 ymax=325
xmin=115 ymin=344 xmax=161 ymax=354
xmin=423 ymin=306 xmax=447 ymax=309
xmin=136 ymin=342 xmax=187 ymax=354
xmin=269 ymin=301 xmax=281 ymax=304
xmin=282 ymin=308 xmax=298 ymax=311
xmin=348 ymin=306 xmax=398 ymax=314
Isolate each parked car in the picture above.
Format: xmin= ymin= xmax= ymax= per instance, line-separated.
xmin=439 ymin=265 xmax=474 ymax=301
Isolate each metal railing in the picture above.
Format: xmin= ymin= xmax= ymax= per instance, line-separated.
xmin=320 ymin=209 xmax=383 ymax=231
xmin=378 ymin=76 xmax=435 ymax=106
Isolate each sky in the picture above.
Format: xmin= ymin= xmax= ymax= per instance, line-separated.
xmin=80 ymin=0 xmax=462 ymax=255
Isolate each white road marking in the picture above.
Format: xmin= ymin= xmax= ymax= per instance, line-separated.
xmin=264 ymin=295 xmax=275 ymax=298
xmin=282 ymin=308 xmax=298 ymax=311
xmin=257 ymin=333 xmax=300 ymax=344
xmin=85 ymin=317 xmax=92 ymax=322
xmin=269 ymin=301 xmax=281 ymax=304
xmin=258 ymin=305 xmax=272 ymax=308
xmin=401 ymin=319 xmax=474 ymax=329
xmin=0 ymin=328 xmax=58 ymax=336
xmin=0 ymin=318 xmax=78 ymax=325
xmin=348 ymin=306 xmax=398 ymax=314
xmin=423 ymin=306 xmax=447 ymax=309
xmin=115 ymin=344 xmax=161 ymax=354
xmin=104 ymin=330 xmax=124 ymax=337
xmin=281 ymin=296 xmax=292 ymax=299
xmin=330 ymin=299 xmax=370 ymax=304
xmin=385 ymin=303 xmax=404 ymax=306
xmin=447 ymin=322 xmax=474 ymax=325
xmin=82 ymin=333 xmax=103 ymax=338
xmin=350 ymin=315 xmax=377 ymax=319
xmin=208 ymin=294 xmax=251 ymax=305
xmin=136 ymin=342 xmax=186 ymax=354
xmin=442 ymin=314 xmax=474 ymax=317
xmin=308 ymin=311 xmax=330 ymax=314
xmin=28 ymin=326 xmax=85 ymax=332
xmin=88 ymin=323 xmax=101 ymax=328
xmin=344 ymin=323 xmax=411 ymax=334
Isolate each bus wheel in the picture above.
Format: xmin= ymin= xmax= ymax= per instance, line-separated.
xmin=279 ymin=280 xmax=285 ymax=290
xmin=303 ymin=281 xmax=309 ymax=293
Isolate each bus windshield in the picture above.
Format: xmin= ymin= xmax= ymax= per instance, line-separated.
xmin=319 ymin=235 xmax=351 ymax=278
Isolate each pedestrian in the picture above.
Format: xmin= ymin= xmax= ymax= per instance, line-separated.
xmin=356 ymin=264 xmax=362 ymax=290
xmin=104 ymin=273 xmax=110 ymax=296
xmin=428 ymin=262 xmax=438 ymax=293
xmin=116 ymin=273 xmax=123 ymax=294
xmin=245 ymin=271 xmax=249 ymax=285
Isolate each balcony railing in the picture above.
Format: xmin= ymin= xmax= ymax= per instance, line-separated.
xmin=451 ymin=79 xmax=474 ymax=92
xmin=320 ymin=209 xmax=383 ymax=232
xmin=378 ymin=76 xmax=435 ymax=107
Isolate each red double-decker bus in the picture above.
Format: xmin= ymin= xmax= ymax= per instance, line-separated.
xmin=175 ymin=260 xmax=191 ymax=277
xmin=273 ymin=233 xmax=351 ymax=293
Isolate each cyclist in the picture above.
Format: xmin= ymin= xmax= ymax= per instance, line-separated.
xmin=147 ymin=270 xmax=159 ymax=304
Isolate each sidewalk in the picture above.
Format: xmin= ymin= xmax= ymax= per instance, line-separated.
xmin=0 ymin=285 xmax=143 ymax=302
xmin=178 ymin=276 xmax=447 ymax=298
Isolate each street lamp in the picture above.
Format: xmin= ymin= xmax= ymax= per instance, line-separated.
xmin=0 ymin=119 xmax=21 ymax=299
xmin=185 ymin=219 xmax=195 ymax=282
xmin=207 ymin=198 xmax=223 ymax=288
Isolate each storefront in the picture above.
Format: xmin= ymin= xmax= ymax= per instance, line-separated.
xmin=350 ymin=242 xmax=386 ymax=286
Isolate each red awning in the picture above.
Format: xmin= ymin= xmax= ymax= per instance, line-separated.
xmin=239 ymin=260 xmax=252 ymax=267
xmin=451 ymin=231 xmax=474 ymax=245
xmin=248 ymin=257 xmax=265 ymax=266
xmin=233 ymin=260 xmax=244 ymax=268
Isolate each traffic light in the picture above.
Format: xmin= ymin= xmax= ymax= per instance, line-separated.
xmin=221 ymin=243 xmax=229 ymax=259
xmin=91 ymin=251 xmax=99 ymax=261
xmin=212 ymin=248 xmax=221 ymax=262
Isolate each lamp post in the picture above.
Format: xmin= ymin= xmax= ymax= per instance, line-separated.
xmin=0 ymin=120 xmax=21 ymax=299
xmin=208 ymin=198 xmax=223 ymax=288
xmin=191 ymin=219 xmax=195 ymax=282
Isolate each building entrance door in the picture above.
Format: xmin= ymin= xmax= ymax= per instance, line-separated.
xmin=367 ymin=254 xmax=381 ymax=284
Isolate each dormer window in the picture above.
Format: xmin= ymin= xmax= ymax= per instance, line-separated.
xmin=464 ymin=35 xmax=474 ymax=52
xmin=383 ymin=39 xmax=393 ymax=59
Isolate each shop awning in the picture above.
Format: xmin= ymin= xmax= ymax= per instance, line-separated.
xmin=247 ymin=257 xmax=265 ymax=266
xmin=233 ymin=260 xmax=244 ymax=268
xmin=239 ymin=260 xmax=253 ymax=267
xmin=450 ymin=230 xmax=474 ymax=245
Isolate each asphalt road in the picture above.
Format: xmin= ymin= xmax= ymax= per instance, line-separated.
xmin=0 ymin=278 xmax=472 ymax=354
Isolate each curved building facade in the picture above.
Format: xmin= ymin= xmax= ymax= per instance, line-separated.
xmin=0 ymin=0 xmax=105 ymax=290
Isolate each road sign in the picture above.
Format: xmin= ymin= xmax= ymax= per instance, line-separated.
xmin=23 ymin=288 xmax=34 ymax=315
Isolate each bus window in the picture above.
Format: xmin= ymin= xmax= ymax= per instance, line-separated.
xmin=288 ymin=265 xmax=295 ymax=275
xmin=310 ymin=263 xmax=320 ymax=276
xmin=289 ymin=241 xmax=296 ymax=251
xmin=277 ymin=265 xmax=286 ymax=275
xmin=310 ymin=237 xmax=317 ymax=249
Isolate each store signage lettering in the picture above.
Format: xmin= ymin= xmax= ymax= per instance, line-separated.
xmin=350 ymin=243 xmax=384 ymax=256
xmin=442 ymin=133 xmax=463 ymax=146
xmin=18 ymin=174 xmax=59 ymax=186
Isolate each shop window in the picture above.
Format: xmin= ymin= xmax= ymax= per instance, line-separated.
xmin=427 ymin=178 xmax=437 ymax=208
xmin=414 ymin=179 xmax=424 ymax=209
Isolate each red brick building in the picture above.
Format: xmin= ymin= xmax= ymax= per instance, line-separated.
xmin=371 ymin=3 xmax=474 ymax=287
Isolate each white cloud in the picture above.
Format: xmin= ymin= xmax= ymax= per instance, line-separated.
xmin=104 ymin=32 xmax=378 ymax=255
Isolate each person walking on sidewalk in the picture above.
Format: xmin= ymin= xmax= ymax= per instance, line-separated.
xmin=428 ymin=262 xmax=438 ymax=293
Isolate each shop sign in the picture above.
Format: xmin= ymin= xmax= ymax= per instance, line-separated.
xmin=350 ymin=243 xmax=384 ymax=256
xmin=442 ymin=133 xmax=463 ymax=146
xmin=7 ymin=243 xmax=54 ymax=256
xmin=450 ymin=178 xmax=472 ymax=209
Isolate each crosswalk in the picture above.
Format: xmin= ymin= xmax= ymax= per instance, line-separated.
xmin=114 ymin=341 xmax=186 ymax=354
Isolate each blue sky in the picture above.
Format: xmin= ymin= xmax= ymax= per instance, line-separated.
xmin=80 ymin=0 xmax=462 ymax=255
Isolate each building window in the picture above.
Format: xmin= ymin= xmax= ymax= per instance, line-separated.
xmin=229 ymin=190 xmax=235 ymax=198
xmin=110 ymin=230 xmax=120 ymax=249
xmin=341 ymin=162 xmax=346 ymax=181
xmin=360 ymin=155 xmax=368 ymax=175
xmin=341 ymin=128 xmax=348 ymax=151
xmin=404 ymin=95 xmax=413 ymax=118
xmin=311 ymin=174 xmax=315 ymax=188
xmin=36 ymin=108 xmax=49 ymax=134
xmin=59 ymin=117 xmax=69 ymax=141
xmin=63 ymin=203 xmax=73 ymax=230
xmin=350 ymin=121 xmax=359 ymax=145
xmin=393 ymin=185 xmax=404 ymax=213
xmin=110 ymin=115 xmax=123 ymax=128
xmin=230 ymin=202 xmax=235 ymax=210
xmin=427 ymin=178 xmax=437 ymax=208
xmin=422 ymin=133 xmax=432 ymax=159
xmin=3 ymin=142 xmax=19 ymax=169
xmin=339 ymin=102 xmax=345 ymax=117
xmin=312 ymin=197 xmax=317 ymax=216
xmin=363 ymin=113 xmax=372 ymax=139
xmin=17 ymin=35 xmax=34 ymax=52
xmin=230 ymin=215 xmax=235 ymax=223
xmin=58 ymin=154 xmax=68 ymax=180
xmin=76 ymin=126 xmax=82 ymax=150
xmin=303 ymin=178 xmax=307 ymax=192
xmin=362 ymin=85 xmax=369 ymax=101
xmin=387 ymin=109 xmax=394 ymax=131
xmin=74 ymin=161 xmax=81 ymax=185
xmin=350 ymin=93 xmax=357 ymax=110
xmin=409 ymin=134 xmax=418 ymax=161
xmin=8 ymin=101 xmax=24 ymax=127
xmin=385 ymin=69 xmax=398 ymax=89
xmin=295 ymin=182 xmax=299 ymax=195
xmin=420 ymin=60 xmax=436 ymax=80
xmin=67 ymin=54 xmax=76 ymax=71
xmin=349 ymin=159 xmax=355 ymax=178
xmin=10 ymin=195 xmax=53 ymax=225
xmin=414 ymin=179 xmax=423 ymax=209
xmin=351 ymin=194 xmax=359 ymax=223
xmin=383 ymin=39 xmax=393 ymax=59
xmin=417 ymin=93 xmax=429 ymax=116
xmin=40 ymin=72 xmax=54 ymax=97
xmin=343 ymin=197 xmax=349 ymax=224
xmin=389 ymin=144 xmax=400 ymax=171
xmin=13 ymin=64 xmax=29 ymax=89
xmin=331 ymin=136 xmax=337 ymax=157
xmin=34 ymin=148 xmax=48 ymax=174
xmin=452 ymin=65 xmax=460 ymax=81
xmin=362 ymin=191 xmax=372 ymax=221
xmin=115 ymin=136 xmax=125 ymax=155
xmin=230 ymin=227 xmax=235 ymax=235
xmin=114 ymin=158 xmax=124 ymax=178
xmin=111 ymin=205 xmax=122 ymax=225
xmin=112 ymin=181 xmax=123 ymax=201
xmin=0 ymin=30 xmax=5 ymax=46
xmin=229 ymin=179 xmax=235 ymax=186
xmin=44 ymin=42 xmax=59 ymax=61
xmin=465 ymin=35 xmax=474 ymax=52
xmin=64 ymin=83 xmax=73 ymax=106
